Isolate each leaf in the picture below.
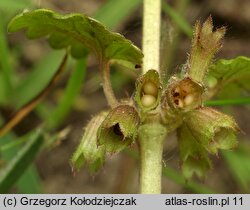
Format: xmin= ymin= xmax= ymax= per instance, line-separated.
xmin=206 ymin=56 xmax=250 ymax=99
xmin=177 ymin=123 xmax=212 ymax=180
xmin=0 ymin=130 xmax=44 ymax=193
xmin=8 ymin=9 xmax=143 ymax=64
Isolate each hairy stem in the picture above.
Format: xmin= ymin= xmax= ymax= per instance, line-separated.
xmin=142 ymin=0 xmax=161 ymax=73
xmin=139 ymin=0 xmax=163 ymax=194
xmin=139 ymin=123 xmax=167 ymax=194
xmin=100 ymin=58 xmax=118 ymax=108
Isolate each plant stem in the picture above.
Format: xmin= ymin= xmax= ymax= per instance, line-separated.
xmin=100 ymin=58 xmax=118 ymax=108
xmin=139 ymin=0 xmax=163 ymax=194
xmin=138 ymin=123 xmax=167 ymax=194
xmin=142 ymin=0 xmax=161 ymax=73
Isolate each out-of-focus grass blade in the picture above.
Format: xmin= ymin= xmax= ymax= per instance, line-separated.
xmin=12 ymin=51 xmax=65 ymax=108
xmin=0 ymin=0 xmax=41 ymax=194
xmin=0 ymin=54 xmax=68 ymax=137
xmin=0 ymin=130 xmax=44 ymax=193
xmin=17 ymin=165 xmax=41 ymax=193
xmin=0 ymin=137 xmax=42 ymax=193
xmin=0 ymin=136 xmax=27 ymax=152
xmin=205 ymin=98 xmax=250 ymax=106
xmin=94 ymin=0 xmax=142 ymax=29
xmin=223 ymin=146 xmax=250 ymax=192
xmin=48 ymin=58 xmax=87 ymax=128
xmin=0 ymin=74 xmax=6 ymax=104
xmin=0 ymin=17 xmax=13 ymax=104
xmin=162 ymin=1 xmax=192 ymax=37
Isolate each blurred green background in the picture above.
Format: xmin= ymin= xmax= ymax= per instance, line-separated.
xmin=0 ymin=0 xmax=250 ymax=193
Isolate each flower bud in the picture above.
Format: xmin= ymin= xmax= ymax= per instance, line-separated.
xmin=97 ymin=105 xmax=140 ymax=154
xmin=184 ymin=107 xmax=239 ymax=154
xmin=134 ymin=70 xmax=162 ymax=112
xmin=188 ymin=16 xmax=226 ymax=83
xmin=177 ymin=124 xmax=212 ymax=180
xmin=71 ymin=112 xmax=107 ymax=173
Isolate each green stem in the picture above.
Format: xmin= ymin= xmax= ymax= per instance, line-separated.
xmin=100 ymin=58 xmax=118 ymax=108
xmin=205 ymin=98 xmax=250 ymax=106
xmin=139 ymin=0 xmax=163 ymax=194
xmin=138 ymin=123 xmax=167 ymax=194
xmin=142 ymin=0 xmax=161 ymax=73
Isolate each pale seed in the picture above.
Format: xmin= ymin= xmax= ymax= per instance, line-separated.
xmin=141 ymin=94 xmax=156 ymax=107
xmin=143 ymin=81 xmax=158 ymax=96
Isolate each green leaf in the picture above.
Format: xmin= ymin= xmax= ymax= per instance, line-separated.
xmin=8 ymin=9 xmax=143 ymax=64
xmin=0 ymin=130 xmax=44 ymax=193
xmin=206 ymin=56 xmax=250 ymax=99
xmin=177 ymin=123 xmax=212 ymax=180
xmin=36 ymin=0 xmax=142 ymax=126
